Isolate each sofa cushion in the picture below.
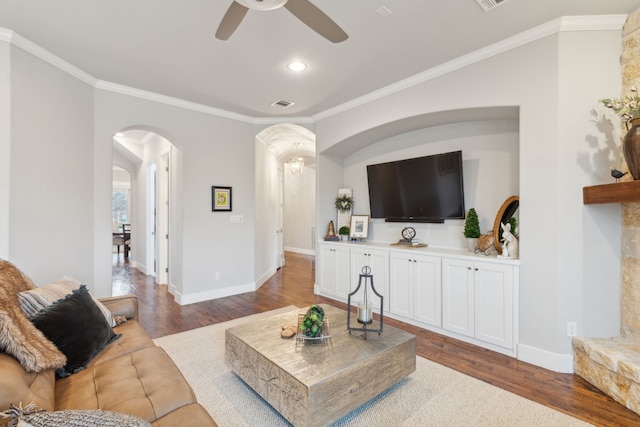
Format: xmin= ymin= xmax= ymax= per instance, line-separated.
xmin=151 ymin=404 xmax=218 ymax=427
xmin=19 ymin=276 xmax=116 ymax=327
xmin=88 ymin=320 xmax=155 ymax=365
xmin=0 ymin=352 xmax=56 ymax=415
xmin=0 ymin=260 xmax=66 ymax=373
xmin=55 ymin=346 xmax=200 ymax=423
xmin=30 ymin=285 xmax=120 ymax=377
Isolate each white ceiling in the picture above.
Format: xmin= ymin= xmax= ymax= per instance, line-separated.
xmin=1 ymin=0 xmax=637 ymax=121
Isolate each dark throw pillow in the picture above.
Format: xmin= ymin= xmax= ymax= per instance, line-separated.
xmin=29 ymin=285 xmax=121 ymax=377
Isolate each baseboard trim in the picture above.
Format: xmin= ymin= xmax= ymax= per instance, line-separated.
xmin=517 ymin=343 xmax=574 ymax=373
xmin=255 ymin=267 xmax=277 ymax=290
xmin=174 ymin=282 xmax=256 ymax=305
xmin=284 ymin=246 xmax=316 ymax=256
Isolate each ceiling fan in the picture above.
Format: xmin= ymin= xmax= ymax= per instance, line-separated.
xmin=215 ymin=0 xmax=348 ymax=43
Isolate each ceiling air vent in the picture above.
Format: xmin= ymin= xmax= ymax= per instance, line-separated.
xmin=475 ymin=0 xmax=511 ymax=12
xmin=271 ymin=99 xmax=295 ymax=108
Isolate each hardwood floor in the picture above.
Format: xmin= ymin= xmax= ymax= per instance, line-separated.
xmin=112 ymin=251 xmax=640 ymax=426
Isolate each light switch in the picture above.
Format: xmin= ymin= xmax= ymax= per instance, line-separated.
xmin=230 ymin=215 xmax=243 ymax=223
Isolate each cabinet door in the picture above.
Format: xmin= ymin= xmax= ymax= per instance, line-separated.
xmin=413 ymin=254 xmax=442 ymax=327
xmin=442 ymin=258 xmax=474 ymax=338
xmin=350 ymin=247 xmax=389 ymax=312
xmin=474 ymin=262 xmax=514 ymax=349
xmin=318 ymin=244 xmax=350 ymax=299
xmin=333 ymin=246 xmax=351 ymax=299
xmin=389 ymin=252 xmax=414 ymax=319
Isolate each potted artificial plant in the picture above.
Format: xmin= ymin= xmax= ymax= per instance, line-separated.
xmin=463 ymin=208 xmax=481 ymax=251
xmin=338 ymin=226 xmax=350 ymax=241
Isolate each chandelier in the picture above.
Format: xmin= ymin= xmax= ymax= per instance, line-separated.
xmin=288 ymin=142 xmax=304 ymax=175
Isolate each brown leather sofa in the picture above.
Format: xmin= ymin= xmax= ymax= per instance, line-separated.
xmin=0 ymin=294 xmax=217 ymax=427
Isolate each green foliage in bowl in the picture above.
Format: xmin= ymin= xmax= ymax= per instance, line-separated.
xmin=302 ymin=305 xmax=325 ymax=337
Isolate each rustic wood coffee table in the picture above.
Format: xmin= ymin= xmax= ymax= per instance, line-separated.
xmin=225 ymin=305 xmax=416 ymax=427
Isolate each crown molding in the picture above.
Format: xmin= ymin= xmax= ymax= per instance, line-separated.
xmin=0 ymin=28 xmax=12 ymax=42
xmin=3 ymin=28 xmax=97 ymax=87
xmin=0 ymin=14 xmax=629 ymax=125
xmin=559 ymin=14 xmax=628 ymax=31
xmin=94 ymin=80 xmax=257 ymax=124
xmin=312 ymin=15 xmax=628 ymax=121
xmin=94 ymin=81 xmax=314 ymax=126
xmin=95 ymin=80 xmax=315 ymax=125
xmin=253 ymin=116 xmax=315 ymax=125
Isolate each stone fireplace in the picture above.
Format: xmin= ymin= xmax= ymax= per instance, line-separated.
xmin=573 ymin=8 xmax=640 ymax=415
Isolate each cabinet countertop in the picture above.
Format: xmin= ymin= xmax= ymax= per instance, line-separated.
xmin=318 ymin=240 xmax=520 ymax=265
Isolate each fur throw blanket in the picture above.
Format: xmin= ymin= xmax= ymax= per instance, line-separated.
xmin=0 ymin=260 xmax=66 ymax=372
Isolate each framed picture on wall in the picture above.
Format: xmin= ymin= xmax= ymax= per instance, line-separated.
xmin=350 ymin=215 xmax=370 ymax=239
xmin=212 ymin=186 xmax=232 ymax=212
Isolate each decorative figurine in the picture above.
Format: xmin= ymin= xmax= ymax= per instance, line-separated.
xmin=324 ymin=220 xmax=339 ymax=241
xmin=611 ymin=167 xmax=628 ymax=182
xmin=498 ymin=222 xmax=518 ymax=259
xmin=475 ymin=232 xmax=495 ymax=256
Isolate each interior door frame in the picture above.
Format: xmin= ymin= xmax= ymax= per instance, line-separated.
xmin=156 ymin=151 xmax=170 ymax=284
xmin=276 ymin=166 xmax=285 ymax=269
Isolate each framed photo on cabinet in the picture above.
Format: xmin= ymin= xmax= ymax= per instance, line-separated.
xmin=350 ymin=215 xmax=370 ymax=239
xmin=212 ymin=186 xmax=232 ymax=212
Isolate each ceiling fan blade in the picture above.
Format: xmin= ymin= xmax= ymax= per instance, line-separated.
xmin=284 ymin=0 xmax=348 ymax=43
xmin=215 ymin=1 xmax=249 ymax=41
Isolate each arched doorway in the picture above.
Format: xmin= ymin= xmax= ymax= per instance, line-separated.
xmin=112 ymin=129 xmax=176 ymax=286
xmin=255 ymin=124 xmax=316 ymax=275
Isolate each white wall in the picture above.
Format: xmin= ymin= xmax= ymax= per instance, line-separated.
xmin=284 ymin=164 xmax=316 ymax=255
xmin=254 ymin=139 xmax=278 ymax=285
xmin=95 ymin=91 xmax=258 ymax=302
xmin=315 ymin=24 xmax=623 ymax=371
xmin=9 ymin=44 xmax=96 ymax=285
xmin=0 ymin=40 xmax=10 ymax=259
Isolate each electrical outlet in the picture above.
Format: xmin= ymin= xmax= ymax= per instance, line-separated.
xmin=215 ymin=272 xmax=221 ymax=280
xmin=567 ymin=322 xmax=577 ymax=337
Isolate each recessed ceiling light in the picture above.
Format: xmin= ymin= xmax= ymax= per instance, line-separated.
xmin=287 ymin=61 xmax=307 ymax=72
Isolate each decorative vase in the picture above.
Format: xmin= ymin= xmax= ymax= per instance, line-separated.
xmin=623 ymin=117 xmax=640 ymax=180
xmin=466 ymin=238 xmax=478 ymax=252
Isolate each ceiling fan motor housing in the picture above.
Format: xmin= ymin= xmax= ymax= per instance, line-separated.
xmin=236 ymin=0 xmax=288 ymax=11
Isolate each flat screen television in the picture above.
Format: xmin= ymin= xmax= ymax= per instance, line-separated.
xmin=366 ymin=150 xmax=465 ymax=223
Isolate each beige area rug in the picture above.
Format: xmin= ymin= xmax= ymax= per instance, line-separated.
xmin=154 ymin=306 xmax=591 ymax=427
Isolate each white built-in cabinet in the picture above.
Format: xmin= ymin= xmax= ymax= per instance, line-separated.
xmin=442 ymin=258 xmax=514 ymax=350
xmin=317 ymin=243 xmax=350 ymax=300
xmin=389 ymin=251 xmax=442 ymax=328
xmin=317 ymin=241 xmax=519 ymax=357
xmin=350 ymin=247 xmax=390 ymax=312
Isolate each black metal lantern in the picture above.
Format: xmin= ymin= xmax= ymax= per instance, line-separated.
xmin=346 ymin=266 xmax=383 ymax=339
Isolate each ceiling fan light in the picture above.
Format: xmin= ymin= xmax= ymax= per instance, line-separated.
xmin=236 ymin=0 xmax=288 ymax=11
